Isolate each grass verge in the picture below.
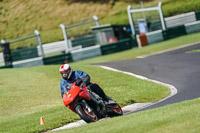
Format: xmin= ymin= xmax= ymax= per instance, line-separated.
xmin=1 ymin=32 xmax=200 ymax=132
xmin=56 ymin=97 xmax=200 ymax=133
xmin=0 ymin=64 xmax=169 ymax=133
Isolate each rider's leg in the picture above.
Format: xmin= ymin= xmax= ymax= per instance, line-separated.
xmin=88 ymin=83 xmax=112 ymax=101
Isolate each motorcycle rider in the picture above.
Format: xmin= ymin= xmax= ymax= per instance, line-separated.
xmin=59 ymin=64 xmax=112 ymax=102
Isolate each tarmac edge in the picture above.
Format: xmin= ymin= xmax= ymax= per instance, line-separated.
xmin=51 ymin=66 xmax=177 ymax=132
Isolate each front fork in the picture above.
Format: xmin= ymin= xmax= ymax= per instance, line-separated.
xmin=81 ymin=94 xmax=107 ymax=118
xmin=79 ymin=99 xmax=93 ymax=113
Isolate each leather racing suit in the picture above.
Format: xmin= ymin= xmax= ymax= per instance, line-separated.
xmin=60 ymin=70 xmax=109 ymax=101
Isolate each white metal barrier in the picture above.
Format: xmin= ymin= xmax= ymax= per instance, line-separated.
xmin=146 ymin=30 xmax=164 ymax=44
xmin=0 ymin=53 xmax=4 ymax=65
xmin=185 ymin=21 xmax=200 ymax=34
xmin=37 ymin=40 xmax=82 ymax=56
xmin=37 ymin=41 xmax=66 ymax=56
xmin=165 ymin=12 xmax=196 ymax=28
xmin=71 ymin=45 xmax=101 ymax=61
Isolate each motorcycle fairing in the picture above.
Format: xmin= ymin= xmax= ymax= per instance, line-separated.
xmin=63 ymin=83 xmax=81 ymax=106
xmin=79 ymin=87 xmax=90 ymax=101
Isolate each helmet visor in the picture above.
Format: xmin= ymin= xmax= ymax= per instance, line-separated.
xmin=61 ymin=69 xmax=71 ymax=79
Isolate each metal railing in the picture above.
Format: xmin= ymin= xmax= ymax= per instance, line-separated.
xmin=60 ymin=15 xmax=99 ymax=52
xmin=165 ymin=12 xmax=196 ymax=28
xmin=0 ymin=30 xmax=44 ymax=65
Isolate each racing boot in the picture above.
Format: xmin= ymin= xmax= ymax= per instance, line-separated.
xmin=103 ymin=95 xmax=114 ymax=104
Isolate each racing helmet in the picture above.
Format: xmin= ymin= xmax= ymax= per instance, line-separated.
xmin=59 ymin=64 xmax=72 ymax=80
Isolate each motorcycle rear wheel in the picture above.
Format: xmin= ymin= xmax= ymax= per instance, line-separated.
xmin=75 ymin=104 xmax=99 ymax=123
xmin=108 ymin=103 xmax=123 ymax=117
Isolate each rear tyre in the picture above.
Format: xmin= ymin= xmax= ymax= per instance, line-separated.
xmin=108 ymin=103 xmax=123 ymax=117
xmin=75 ymin=104 xmax=99 ymax=123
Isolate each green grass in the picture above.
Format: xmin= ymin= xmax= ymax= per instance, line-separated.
xmin=1 ymin=0 xmax=200 ymax=132
xmin=163 ymin=0 xmax=200 ymax=16
xmin=186 ymin=49 xmax=200 ymax=53
xmin=56 ymin=97 xmax=200 ymax=133
xmin=1 ymin=31 xmax=200 ymax=132
xmin=52 ymin=32 xmax=200 ymax=133
xmin=0 ymin=64 xmax=169 ymax=133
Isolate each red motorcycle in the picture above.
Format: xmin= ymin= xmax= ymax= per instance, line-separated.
xmin=63 ymin=82 xmax=123 ymax=123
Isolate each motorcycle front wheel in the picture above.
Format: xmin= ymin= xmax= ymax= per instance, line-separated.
xmin=75 ymin=104 xmax=99 ymax=123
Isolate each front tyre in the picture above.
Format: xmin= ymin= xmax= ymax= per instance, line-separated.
xmin=75 ymin=104 xmax=99 ymax=123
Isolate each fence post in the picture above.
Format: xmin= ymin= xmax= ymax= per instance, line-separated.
xmin=127 ymin=5 xmax=135 ymax=35
xmin=34 ymin=30 xmax=45 ymax=58
xmin=158 ymin=2 xmax=166 ymax=31
xmin=1 ymin=39 xmax=12 ymax=66
xmin=1 ymin=39 xmax=6 ymax=44
xmin=93 ymin=15 xmax=100 ymax=26
xmin=60 ymin=24 xmax=70 ymax=52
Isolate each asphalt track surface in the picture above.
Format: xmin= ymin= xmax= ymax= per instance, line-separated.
xmin=52 ymin=43 xmax=200 ymax=131
xmin=96 ymin=43 xmax=200 ymax=111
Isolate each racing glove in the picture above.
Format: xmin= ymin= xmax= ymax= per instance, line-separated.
xmin=75 ymin=75 xmax=90 ymax=87
xmin=75 ymin=78 xmax=83 ymax=86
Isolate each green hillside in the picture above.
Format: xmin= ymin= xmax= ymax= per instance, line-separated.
xmin=1 ymin=0 xmax=200 ymax=44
